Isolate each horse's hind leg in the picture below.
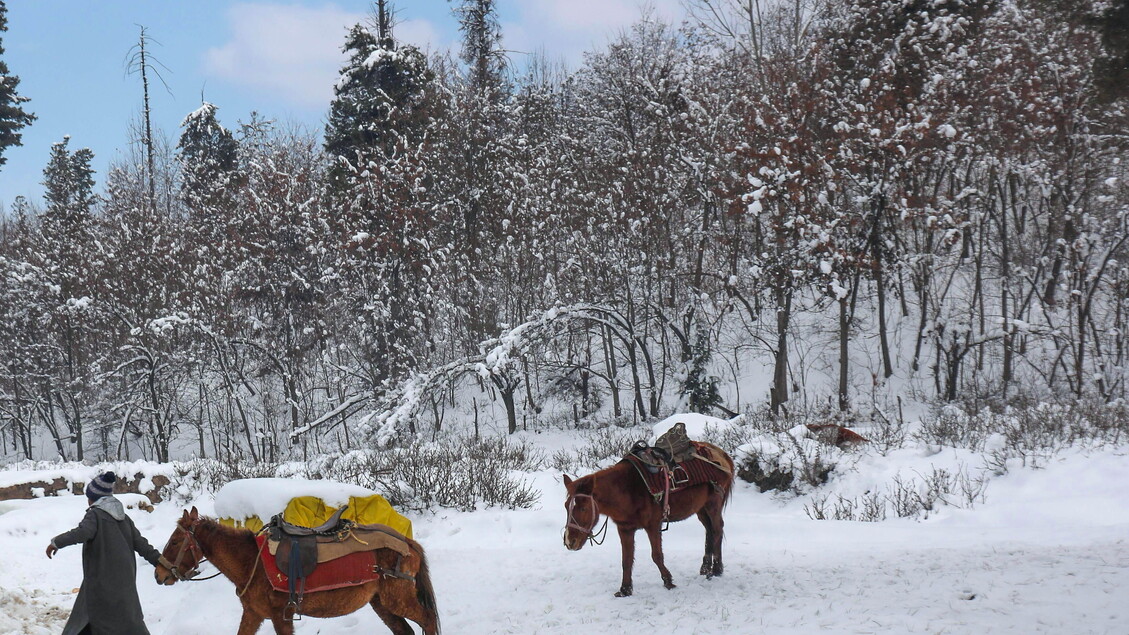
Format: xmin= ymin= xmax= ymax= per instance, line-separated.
xmin=370 ymin=595 xmax=417 ymax=635
xmin=705 ymin=493 xmax=726 ymax=577
xmin=696 ymin=509 xmax=715 ymax=576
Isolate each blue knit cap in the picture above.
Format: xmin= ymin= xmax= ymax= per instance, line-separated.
xmin=85 ymin=471 xmax=116 ymax=500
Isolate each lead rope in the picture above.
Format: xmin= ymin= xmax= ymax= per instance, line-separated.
xmin=237 ymin=534 xmax=268 ymax=598
xmin=588 ymin=515 xmax=610 ymax=545
xmin=183 ymin=569 xmax=224 ymax=581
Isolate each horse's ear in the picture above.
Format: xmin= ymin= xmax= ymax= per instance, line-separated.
xmin=180 ymin=509 xmax=190 ymax=521
xmin=563 ymin=474 xmax=573 ymax=487
xmin=189 ymin=506 xmax=199 ymax=520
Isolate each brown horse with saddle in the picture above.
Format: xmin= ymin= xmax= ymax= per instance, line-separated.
xmin=562 ymin=423 xmax=735 ymax=597
xmin=155 ymin=507 xmax=439 ymax=635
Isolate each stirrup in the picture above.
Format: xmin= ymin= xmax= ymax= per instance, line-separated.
xmin=284 ymin=599 xmax=303 ymax=622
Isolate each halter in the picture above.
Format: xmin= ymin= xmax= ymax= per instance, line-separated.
xmin=163 ymin=519 xmax=221 ymax=582
xmin=564 ymin=492 xmax=609 ymax=546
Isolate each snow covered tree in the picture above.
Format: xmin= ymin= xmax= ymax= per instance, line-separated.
xmin=325 ymin=14 xmax=434 ymax=178
xmin=177 ymin=102 xmax=239 ymax=214
xmin=0 ymin=1 xmax=34 ymax=169
xmin=42 ymin=136 xmax=96 ymax=228
xmin=680 ymin=319 xmax=723 ymax=414
xmin=451 ymin=0 xmax=505 ymax=96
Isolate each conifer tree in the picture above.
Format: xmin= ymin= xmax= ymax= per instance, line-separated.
xmin=176 ymin=101 xmax=239 ymax=213
xmin=0 ymin=1 xmax=35 ymax=168
xmin=42 ymin=136 xmax=96 ymax=229
xmin=451 ymin=0 xmax=504 ymax=95
xmin=680 ymin=320 xmax=723 ymax=414
xmin=325 ymin=4 xmax=433 ymax=173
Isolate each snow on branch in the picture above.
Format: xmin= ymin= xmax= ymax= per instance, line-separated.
xmin=289 ymin=304 xmax=636 ymax=444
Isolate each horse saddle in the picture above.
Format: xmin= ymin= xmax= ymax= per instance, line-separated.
xmin=267 ymin=507 xmax=412 ymax=579
xmin=655 ymin=422 xmax=693 ymax=463
xmin=629 ymin=422 xmax=694 ymax=471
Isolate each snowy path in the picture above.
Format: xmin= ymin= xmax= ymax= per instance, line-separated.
xmin=2 ymin=449 xmax=1128 ymax=634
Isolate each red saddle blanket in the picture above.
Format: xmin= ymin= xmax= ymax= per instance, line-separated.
xmin=623 ymin=443 xmax=728 ymax=500
xmin=256 ymin=535 xmax=382 ymax=593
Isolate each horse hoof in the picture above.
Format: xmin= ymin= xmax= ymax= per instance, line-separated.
xmin=615 ymin=587 xmax=633 ymax=597
xmin=700 ymin=564 xmax=711 ymax=576
xmin=664 ymin=581 xmax=677 ymax=590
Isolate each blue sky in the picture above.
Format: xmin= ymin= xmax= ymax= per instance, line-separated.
xmin=0 ymin=0 xmax=684 ymax=209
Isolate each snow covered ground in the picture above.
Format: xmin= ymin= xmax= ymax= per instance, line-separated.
xmin=1 ymin=444 xmax=1127 ymax=634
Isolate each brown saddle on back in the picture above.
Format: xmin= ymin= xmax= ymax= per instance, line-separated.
xmin=655 ymin=422 xmax=693 ymax=464
xmin=267 ymin=507 xmax=412 ymax=579
xmin=629 ymin=422 xmax=696 ymax=471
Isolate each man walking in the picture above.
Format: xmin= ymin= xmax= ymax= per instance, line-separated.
xmin=46 ymin=471 xmax=171 ymax=635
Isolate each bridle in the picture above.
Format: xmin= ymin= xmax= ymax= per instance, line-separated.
xmin=564 ymin=492 xmax=608 ymax=546
xmin=162 ymin=520 xmax=221 ymax=582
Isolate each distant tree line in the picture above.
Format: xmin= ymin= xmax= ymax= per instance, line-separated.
xmin=0 ymin=0 xmax=1126 ymax=462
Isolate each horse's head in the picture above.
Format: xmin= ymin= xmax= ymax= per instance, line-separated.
xmin=562 ymin=474 xmax=603 ymax=551
xmin=155 ymin=507 xmax=205 ymax=585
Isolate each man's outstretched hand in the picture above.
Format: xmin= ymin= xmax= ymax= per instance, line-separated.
xmin=45 ymin=543 xmax=58 ymax=559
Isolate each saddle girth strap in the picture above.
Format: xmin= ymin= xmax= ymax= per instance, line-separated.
xmin=285 ymin=536 xmax=305 ymax=621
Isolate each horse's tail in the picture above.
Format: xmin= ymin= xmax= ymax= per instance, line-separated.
xmin=709 ymin=443 xmax=737 ymax=510
xmin=722 ymin=452 xmax=736 ymax=509
xmin=410 ymin=539 xmax=441 ymax=634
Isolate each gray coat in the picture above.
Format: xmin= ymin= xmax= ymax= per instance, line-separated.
xmin=51 ymin=496 xmax=162 ymax=635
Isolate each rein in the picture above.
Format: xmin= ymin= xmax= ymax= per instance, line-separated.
xmin=565 ymin=492 xmax=609 ymax=546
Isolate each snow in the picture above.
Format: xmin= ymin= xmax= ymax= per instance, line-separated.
xmin=0 ymin=494 xmax=152 ymax=519
xmin=1 ymin=444 xmax=1127 ymax=634
xmin=0 ymin=461 xmax=172 ymax=490
xmin=651 ymin=412 xmax=741 ymax=441
xmin=212 ymin=478 xmax=377 ymax=522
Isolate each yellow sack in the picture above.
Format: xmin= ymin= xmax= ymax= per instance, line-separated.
xmin=220 ymin=493 xmax=412 ymax=539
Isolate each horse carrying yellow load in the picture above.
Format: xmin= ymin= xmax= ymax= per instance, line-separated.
xmin=159 ymin=478 xmax=438 ymax=633
xmin=213 ymin=477 xmax=412 ymax=538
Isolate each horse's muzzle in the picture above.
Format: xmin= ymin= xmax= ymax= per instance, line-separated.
xmin=155 ymin=568 xmax=178 ymax=586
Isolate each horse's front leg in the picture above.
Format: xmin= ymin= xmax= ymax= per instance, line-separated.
xmin=644 ymin=524 xmax=676 ymax=590
xmin=615 ymin=525 xmax=635 ymax=597
xmin=236 ymin=608 xmax=265 ymax=635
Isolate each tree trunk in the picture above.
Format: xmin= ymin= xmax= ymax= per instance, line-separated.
xmin=838 ymin=296 xmax=849 ymax=412
xmin=871 ymin=195 xmax=893 ymax=379
xmin=770 ymin=284 xmax=792 ymax=416
xmin=603 ymin=324 xmax=622 ymax=418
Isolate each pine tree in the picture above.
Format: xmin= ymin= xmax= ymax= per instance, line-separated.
xmin=42 ymin=136 xmax=96 ymax=229
xmin=451 ymin=0 xmax=504 ymax=95
xmin=36 ymin=136 xmax=99 ymax=461
xmin=324 ymin=10 xmax=434 ymax=173
xmin=176 ymin=101 xmax=239 ymax=213
xmin=680 ymin=320 xmax=722 ymax=414
xmin=0 ymin=1 xmax=35 ymax=168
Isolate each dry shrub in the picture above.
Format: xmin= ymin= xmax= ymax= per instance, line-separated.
xmin=320 ymin=435 xmax=544 ymax=512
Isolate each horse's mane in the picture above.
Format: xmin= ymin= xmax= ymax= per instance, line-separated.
xmin=192 ymin=516 xmax=257 ymax=544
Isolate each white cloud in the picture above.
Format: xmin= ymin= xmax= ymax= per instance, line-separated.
xmin=396 ymin=18 xmax=445 ymax=53
xmin=504 ymin=0 xmax=685 ymax=68
xmin=204 ymin=3 xmax=443 ymax=111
